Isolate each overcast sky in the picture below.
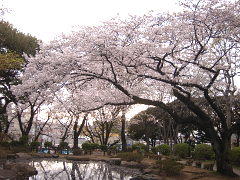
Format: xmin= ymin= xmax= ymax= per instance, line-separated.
xmin=1 ymin=0 xmax=239 ymax=117
xmin=0 ymin=0 xmax=181 ymax=117
xmin=2 ymin=0 xmax=180 ymax=42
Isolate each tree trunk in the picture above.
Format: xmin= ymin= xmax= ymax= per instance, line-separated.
xmin=236 ymin=133 xmax=240 ymax=147
xmin=212 ymin=137 xmax=235 ymax=176
xmin=73 ymin=131 xmax=79 ymax=149
xmin=3 ymin=116 xmax=10 ymax=134
xmin=73 ymin=121 xmax=79 ymax=149
xmin=146 ymin=139 xmax=150 ymax=152
xmin=173 ymin=125 xmax=179 ymax=145
xmin=73 ymin=115 xmax=87 ymax=149
xmin=0 ymin=99 xmax=10 ymax=134
xmin=151 ymin=139 xmax=156 ymax=147
xmin=121 ymin=111 xmax=127 ymax=152
xmin=85 ymin=122 xmax=95 ymax=143
xmin=34 ymin=115 xmax=50 ymax=141
xmin=172 ymin=89 xmax=235 ymax=176
xmin=61 ymin=128 xmax=68 ymax=143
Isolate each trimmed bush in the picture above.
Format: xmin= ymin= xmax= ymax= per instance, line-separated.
xmin=168 ymin=155 xmax=181 ymax=161
xmin=117 ymin=152 xmax=144 ymax=162
xmin=82 ymin=142 xmax=99 ymax=154
xmin=44 ymin=141 xmax=52 ymax=153
xmin=193 ymin=144 xmax=214 ymax=160
xmin=0 ymin=141 xmax=10 ymax=148
xmin=173 ymin=143 xmax=190 ymax=158
xmin=151 ymin=146 xmax=157 ymax=154
xmin=44 ymin=141 xmax=52 ymax=148
xmin=30 ymin=141 xmax=41 ymax=152
xmin=127 ymin=146 xmax=133 ymax=152
xmin=155 ymin=144 xmax=171 ymax=156
xmin=109 ymin=145 xmax=119 ymax=153
xmin=99 ymin=144 xmax=108 ymax=152
xmin=99 ymin=144 xmax=108 ymax=155
xmin=82 ymin=142 xmax=90 ymax=151
xmin=8 ymin=138 xmax=30 ymax=152
xmin=19 ymin=135 xmax=29 ymax=145
xmin=73 ymin=148 xmax=83 ymax=155
xmin=58 ymin=141 xmax=69 ymax=149
xmin=132 ymin=143 xmax=148 ymax=153
xmin=230 ymin=147 xmax=240 ymax=165
xmin=90 ymin=143 xmax=99 ymax=149
xmin=10 ymin=140 xmax=22 ymax=147
xmin=155 ymin=159 xmax=184 ymax=176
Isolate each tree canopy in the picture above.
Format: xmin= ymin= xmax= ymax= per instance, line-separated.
xmin=0 ymin=21 xmax=39 ymax=55
xmin=15 ymin=0 xmax=240 ymax=176
xmin=0 ymin=20 xmax=39 ymax=134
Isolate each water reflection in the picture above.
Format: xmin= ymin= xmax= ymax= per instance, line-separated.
xmin=29 ymin=160 xmax=140 ymax=180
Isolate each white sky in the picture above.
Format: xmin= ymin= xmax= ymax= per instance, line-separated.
xmin=2 ymin=0 xmax=180 ymax=42
xmin=1 ymin=0 xmax=239 ymax=119
xmin=1 ymin=0 xmax=179 ymax=120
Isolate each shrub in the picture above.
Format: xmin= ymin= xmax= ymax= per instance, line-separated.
xmin=58 ymin=141 xmax=69 ymax=149
xmin=151 ymin=146 xmax=157 ymax=154
xmin=155 ymin=144 xmax=171 ymax=156
xmin=109 ymin=145 xmax=118 ymax=152
xmin=12 ymin=146 xmax=30 ymax=153
xmin=9 ymin=138 xmax=30 ymax=152
xmin=44 ymin=141 xmax=52 ymax=148
xmin=99 ymin=144 xmax=108 ymax=155
xmin=0 ymin=141 xmax=10 ymax=148
xmin=168 ymin=155 xmax=181 ymax=161
xmin=10 ymin=140 xmax=22 ymax=147
xmin=9 ymin=137 xmax=29 ymax=147
xmin=73 ymin=148 xmax=83 ymax=155
xmin=155 ymin=159 xmax=184 ymax=176
xmin=90 ymin=143 xmax=99 ymax=149
xmin=173 ymin=143 xmax=190 ymax=158
xmin=82 ymin=142 xmax=99 ymax=154
xmin=19 ymin=135 xmax=29 ymax=145
xmin=107 ymin=145 xmax=119 ymax=155
xmin=117 ymin=152 xmax=144 ymax=162
xmin=230 ymin=147 xmax=240 ymax=165
xmin=127 ymin=146 xmax=133 ymax=152
xmin=0 ymin=149 xmax=8 ymax=158
xmin=132 ymin=143 xmax=148 ymax=153
xmin=30 ymin=141 xmax=41 ymax=151
xmin=145 ymin=151 xmax=155 ymax=158
xmin=99 ymin=144 xmax=108 ymax=151
xmin=193 ymin=144 xmax=215 ymax=160
xmin=82 ymin=142 xmax=91 ymax=151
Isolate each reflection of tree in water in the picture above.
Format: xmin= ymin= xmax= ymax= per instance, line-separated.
xmin=71 ymin=162 xmax=138 ymax=180
xmin=71 ymin=162 xmax=84 ymax=180
xmin=29 ymin=160 xmax=139 ymax=180
xmin=30 ymin=160 xmax=72 ymax=180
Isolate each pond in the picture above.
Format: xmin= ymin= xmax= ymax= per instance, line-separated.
xmin=29 ymin=159 xmax=140 ymax=180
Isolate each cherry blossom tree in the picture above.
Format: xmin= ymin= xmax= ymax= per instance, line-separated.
xmin=51 ymin=87 xmax=91 ymax=149
xmin=33 ymin=107 xmax=52 ymax=142
xmin=19 ymin=0 xmax=240 ymax=176
xmin=8 ymin=92 xmax=45 ymax=138
xmin=53 ymin=111 xmax=73 ymax=143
